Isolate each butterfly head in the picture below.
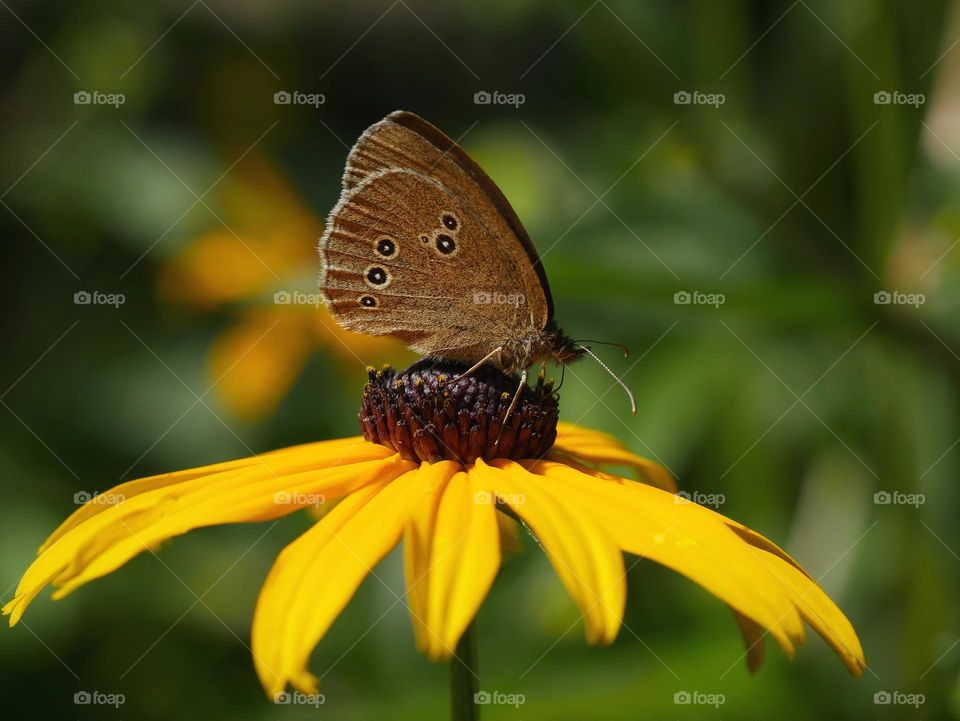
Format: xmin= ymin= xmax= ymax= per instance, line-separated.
xmin=543 ymin=323 xmax=637 ymax=415
xmin=549 ymin=331 xmax=588 ymax=365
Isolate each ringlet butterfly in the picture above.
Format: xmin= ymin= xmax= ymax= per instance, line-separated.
xmin=318 ymin=110 xmax=634 ymax=414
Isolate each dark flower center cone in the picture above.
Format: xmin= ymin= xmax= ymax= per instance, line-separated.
xmin=360 ymin=358 xmax=559 ymax=464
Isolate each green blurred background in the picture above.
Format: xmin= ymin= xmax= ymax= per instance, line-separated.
xmin=1 ymin=1 xmax=958 ymax=718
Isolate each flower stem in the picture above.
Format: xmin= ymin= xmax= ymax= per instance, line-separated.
xmin=450 ymin=620 xmax=479 ymax=721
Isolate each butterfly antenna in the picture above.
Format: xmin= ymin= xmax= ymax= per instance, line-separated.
xmin=574 ymin=339 xmax=630 ymax=357
xmin=578 ymin=345 xmax=637 ymax=415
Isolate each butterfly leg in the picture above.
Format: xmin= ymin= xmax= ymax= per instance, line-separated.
xmin=495 ymin=368 xmax=527 ymax=447
xmin=440 ymin=346 xmax=503 ymax=386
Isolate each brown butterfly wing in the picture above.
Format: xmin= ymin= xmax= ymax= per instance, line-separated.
xmin=320 ymin=168 xmax=537 ymax=363
xmin=340 ymin=110 xmax=553 ymax=321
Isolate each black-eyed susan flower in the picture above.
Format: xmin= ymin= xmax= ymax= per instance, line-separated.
xmin=3 ymin=359 xmax=865 ymax=701
xmin=157 ymin=153 xmax=405 ymax=419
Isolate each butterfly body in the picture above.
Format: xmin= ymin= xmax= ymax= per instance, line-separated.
xmin=469 ymin=319 xmax=582 ymax=375
xmin=318 ymin=110 xmax=584 ymax=377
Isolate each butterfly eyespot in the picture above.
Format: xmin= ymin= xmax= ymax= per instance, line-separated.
xmin=375 ymin=237 xmax=396 ymax=257
xmin=435 ymin=233 xmax=457 ymax=256
xmin=365 ymin=266 xmax=391 ymax=287
xmin=359 ymin=295 xmax=378 ymax=308
xmin=441 ymin=213 xmax=459 ymax=231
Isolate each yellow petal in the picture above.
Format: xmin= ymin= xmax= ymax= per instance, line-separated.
xmin=4 ymin=441 xmax=411 ymax=625
xmin=472 ymin=459 xmax=625 ymax=645
xmin=405 ymin=464 xmax=501 ymax=660
xmin=728 ymin=526 xmax=866 ymax=677
xmin=717 ymin=517 xmax=864 ymax=675
xmin=518 ymin=459 xmax=807 ymax=658
xmin=252 ymin=470 xmax=421 ymax=696
xmin=404 ymin=461 xmax=457 ymax=654
xmin=40 ymin=437 xmax=376 ymax=551
xmin=553 ymin=421 xmax=676 ymax=491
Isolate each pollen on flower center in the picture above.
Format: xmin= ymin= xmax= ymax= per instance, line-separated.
xmin=359 ymin=358 xmax=559 ymax=464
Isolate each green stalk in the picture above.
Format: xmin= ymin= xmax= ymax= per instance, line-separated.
xmin=450 ymin=620 xmax=479 ymax=721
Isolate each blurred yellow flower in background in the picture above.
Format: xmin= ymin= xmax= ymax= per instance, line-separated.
xmin=157 ymin=154 xmax=406 ymax=419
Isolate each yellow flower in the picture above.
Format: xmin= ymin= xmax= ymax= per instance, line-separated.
xmin=157 ymin=154 xmax=406 ymax=419
xmin=3 ymin=362 xmax=865 ymax=698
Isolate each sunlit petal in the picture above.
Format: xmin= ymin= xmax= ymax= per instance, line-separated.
xmin=726 ymin=525 xmax=866 ymax=677
xmin=252 ymin=470 xmax=421 ymax=695
xmin=516 ymin=459 xmax=808 ymax=658
xmin=4 ymin=444 xmax=412 ymax=624
xmin=404 ymin=461 xmax=458 ymax=654
xmin=702 ymin=514 xmax=864 ymax=675
xmin=472 ymin=459 xmax=625 ymax=645
xmin=405 ymin=464 xmax=501 ymax=660
xmin=40 ymin=437 xmax=378 ymax=551
xmin=553 ymin=421 xmax=676 ymax=491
